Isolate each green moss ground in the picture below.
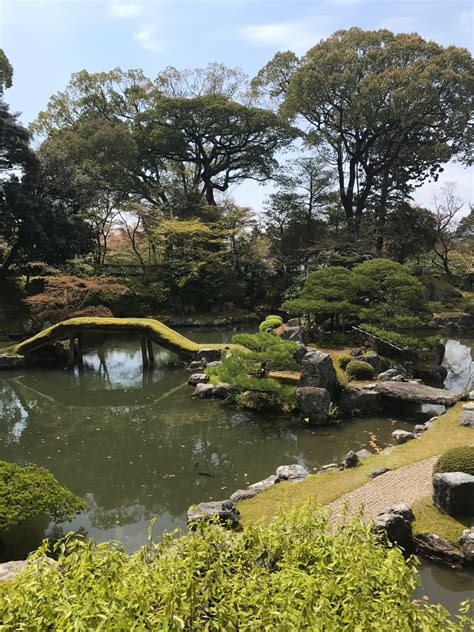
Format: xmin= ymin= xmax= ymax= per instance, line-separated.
xmin=412 ymin=497 xmax=472 ymax=545
xmin=239 ymin=403 xmax=473 ymax=526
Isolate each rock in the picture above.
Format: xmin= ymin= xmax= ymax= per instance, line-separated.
xmin=213 ymin=383 xmax=236 ymax=399
xmin=187 ymin=360 xmax=203 ymax=371
xmin=276 ymin=464 xmax=309 ymax=482
xmin=414 ymin=533 xmax=465 ymax=567
xmin=339 ymin=386 xmax=383 ymax=415
xmin=196 ymin=348 xmax=222 ymax=363
xmin=378 ymin=368 xmax=401 ymax=381
xmin=414 ymin=424 xmax=428 ymax=436
xmin=429 ymin=313 xmax=474 ymax=332
xmin=433 ymin=472 xmax=474 ymax=516
xmin=229 ymin=488 xmax=257 ymax=503
xmin=350 ymin=347 xmax=365 ymax=357
xmin=282 ymin=325 xmax=308 ymax=345
xmin=296 ymin=387 xmax=330 ymax=422
xmin=0 ymin=560 xmax=28 ymax=581
xmin=467 ymin=391 xmax=474 ymax=401
xmin=248 ymin=474 xmax=279 ymax=493
xmin=188 ymin=373 xmax=209 ymax=386
xmin=299 ymin=349 xmax=337 ymax=395
xmin=341 ymin=450 xmax=359 ymax=468
xmin=239 ymin=390 xmax=277 ymax=412
xmin=187 ymin=500 xmax=240 ymax=529
xmin=355 ymin=449 xmax=372 ymax=459
xmin=173 ymin=359 xmax=188 ymax=369
xmin=353 ymin=352 xmax=383 ymax=374
xmin=287 ymin=318 xmax=301 ymax=327
xmin=370 ymin=467 xmax=390 ymax=478
xmin=193 ymin=383 xmax=215 ymax=399
xmin=370 ymin=381 xmax=461 ymax=407
xmin=413 ymin=365 xmax=448 ymax=386
xmin=460 ymin=403 xmax=474 ymax=428
xmin=320 ymin=463 xmax=339 ymax=471
xmin=381 ymin=446 xmax=395 ymax=456
xmin=459 ymin=528 xmax=474 ymax=563
xmin=373 ymin=504 xmax=414 ymax=548
xmin=392 ymin=429 xmax=415 ymax=444
xmin=293 ymin=343 xmax=308 ymax=365
xmin=0 ymin=354 xmax=25 ymax=370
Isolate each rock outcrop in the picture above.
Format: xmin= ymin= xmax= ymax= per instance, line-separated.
xmin=433 ymin=472 xmax=474 ymax=516
xmin=296 ymin=387 xmax=330 ymax=422
xmin=413 ymin=533 xmax=465 ymax=567
xmin=373 ymin=504 xmax=414 ymax=548
xmin=299 ymin=349 xmax=337 ymax=395
xmin=339 ymin=386 xmax=383 ymax=415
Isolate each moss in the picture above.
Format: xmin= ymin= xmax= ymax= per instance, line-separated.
xmin=13 ymin=317 xmax=242 ymax=358
xmin=346 ymin=360 xmax=375 ymax=380
xmin=239 ymin=403 xmax=473 ymax=526
xmin=433 ymin=446 xmax=474 ymax=477
xmin=259 ymin=315 xmax=283 ymax=333
xmin=412 ymin=497 xmax=472 ymax=545
xmin=338 ymin=354 xmax=352 ymax=369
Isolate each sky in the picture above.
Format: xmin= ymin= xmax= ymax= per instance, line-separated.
xmin=1 ymin=0 xmax=473 ymax=213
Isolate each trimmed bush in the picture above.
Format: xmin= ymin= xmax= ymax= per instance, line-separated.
xmin=433 ymin=446 xmax=474 ymax=477
xmin=259 ymin=314 xmax=283 ymax=333
xmin=0 ymin=504 xmax=469 ymax=629
xmin=346 ymin=360 xmax=375 ymax=380
xmin=338 ymin=354 xmax=352 ymax=369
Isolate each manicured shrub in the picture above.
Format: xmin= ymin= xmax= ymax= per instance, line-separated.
xmin=346 ymin=359 xmax=375 ymax=380
xmin=433 ymin=446 xmax=474 ymax=477
xmin=259 ymin=314 xmax=283 ymax=332
xmin=0 ymin=504 xmax=468 ymax=630
xmin=338 ymin=354 xmax=352 ymax=369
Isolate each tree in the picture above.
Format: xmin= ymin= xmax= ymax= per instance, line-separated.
xmin=383 ymin=203 xmax=437 ymax=263
xmin=431 ymin=183 xmax=464 ymax=281
xmin=253 ymin=28 xmax=473 ymax=232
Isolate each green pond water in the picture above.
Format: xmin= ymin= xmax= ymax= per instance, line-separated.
xmin=0 ymin=327 xmax=473 ymax=612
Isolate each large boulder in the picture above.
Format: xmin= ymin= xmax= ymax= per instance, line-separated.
xmin=293 ymin=343 xmax=309 ymax=365
xmin=193 ymin=383 xmax=215 ymax=399
xmin=391 ymin=429 xmax=415 ymax=444
xmin=433 ymin=472 xmax=474 ymax=516
xmin=341 ymin=450 xmax=359 ymax=468
xmin=0 ymin=560 xmax=28 ymax=581
xmin=413 ymin=365 xmax=448 ymax=386
xmin=370 ymin=381 xmax=460 ymax=407
xmin=339 ymin=386 xmax=383 ymax=415
xmin=282 ymin=325 xmax=309 ymax=345
xmin=414 ymin=533 xmax=465 ymax=567
xmin=373 ymin=504 xmax=414 ymax=548
xmin=188 ymin=373 xmax=209 ymax=386
xmin=187 ymin=500 xmax=240 ymax=529
xmin=213 ymin=383 xmax=236 ymax=399
xmin=299 ymin=349 xmax=337 ymax=394
xmin=276 ymin=464 xmax=308 ymax=482
xmin=296 ymin=387 xmax=330 ymax=422
xmin=353 ymin=352 xmax=383 ymax=374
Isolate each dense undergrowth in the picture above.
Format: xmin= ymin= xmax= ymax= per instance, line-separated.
xmin=0 ymin=505 xmax=470 ymax=630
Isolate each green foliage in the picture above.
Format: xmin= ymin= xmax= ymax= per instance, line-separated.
xmin=209 ymin=332 xmax=298 ymax=400
xmin=346 ymin=360 xmax=375 ymax=380
xmin=0 ymin=505 xmax=469 ymax=630
xmin=361 ymin=324 xmax=439 ymax=350
xmin=258 ymin=314 xmax=283 ymax=332
xmin=338 ymin=354 xmax=352 ymax=369
xmin=0 ymin=461 xmax=85 ymax=532
xmin=434 ymin=446 xmax=474 ymax=477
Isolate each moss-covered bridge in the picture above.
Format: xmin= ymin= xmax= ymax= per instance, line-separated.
xmin=13 ymin=317 xmax=234 ymax=366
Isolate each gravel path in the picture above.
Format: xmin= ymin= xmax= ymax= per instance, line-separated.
xmin=327 ymin=456 xmax=438 ymax=520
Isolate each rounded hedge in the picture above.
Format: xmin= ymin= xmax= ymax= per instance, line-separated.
xmin=259 ymin=315 xmax=283 ymax=333
xmin=338 ymin=354 xmax=352 ymax=369
xmin=433 ymin=446 xmax=474 ymax=477
xmin=346 ymin=360 xmax=375 ymax=380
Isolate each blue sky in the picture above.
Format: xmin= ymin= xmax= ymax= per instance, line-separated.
xmin=1 ymin=0 xmax=473 ymax=212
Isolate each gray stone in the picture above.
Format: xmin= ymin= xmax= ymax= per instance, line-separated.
xmin=460 ymin=403 xmax=474 ymax=428
xmin=213 ymin=383 xmax=236 ymax=399
xmin=413 ymin=365 xmax=448 ymax=386
xmin=459 ymin=528 xmax=474 ymax=563
xmin=187 ymin=500 xmax=240 ymax=529
xmin=414 ymin=424 xmax=428 ymax=435
xmin=282 ymin=325 xmax=308 ymax=345
xmin=207 ymin=360 xmax=222 ymax=367
xmin=378 ymin=368 xmax=401 ymax=381
xmin=414 ymin=533 xmax=465 ymax=567
xmin=467 ymin=391 xmax=474 ymax=401
xmin=321 ymin=463 xmax=339 ymax=472
xmin=188 ymin=373 xmax=209 ymax=386
xmin=299 ymin=349 xmax=337 ymax=395
xmin=287 ymin=318 xmax=301 ymax=327
xmin=341 ymin=450 xmax=359 ymax=468
xmin=296 ymin=387 xmax=330 ymax=422
xmin=248 ymin=474 xmax=279 ymax=493
xmin=339 ymin=386 xmax=383 ymax=414
xmin=187 ymin=360 xmax=203 ymax=371
xmin=392 ymin=429 xmax=415 ymax=444
xmin=355 ymin=449 xmax=372 ymax=459
xmin=293 ymin=343 xmax=308 ymax=365
xmin=0 ymin=560 xmax=28 ymax=581
xmin=0 ymin=354 xmax=25 ymax=370
xmin=196 ymin=348 xmax=222 ymax=363
xmin=373 ymin=381 xmax=461 ymax=407
xmin=373 ymin=504 xmax=414 ymax=547
xmin=276 ymin=464 xmax=309 ymax=482
xmin=230 ymin=488 xmax=257 ymax=503
xmin=370 ymin=467 xmax=390 ymax=478
xmin=193 ymin=383 xmax=215 ymax=399
xmin=433 ymin=472 xmax=474 ymax=516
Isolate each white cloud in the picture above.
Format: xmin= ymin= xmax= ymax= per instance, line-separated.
xmin=134 ymin=27 xmax=161 ymax=51
xmin=109 ymin=2 xmax=145 ymax=19
xmin=241 ymin=17 xmax=332 ymax=54
xmin=460 ymin=9 xmax=474 ymax=32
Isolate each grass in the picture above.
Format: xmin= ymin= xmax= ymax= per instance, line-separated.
xmin=412 ymin=496 xmax=472 ymax=545
xmin=12 ymin=317 xmax=243 ymax=358
xmin=239 ymin=403 xmax=473 ymax=526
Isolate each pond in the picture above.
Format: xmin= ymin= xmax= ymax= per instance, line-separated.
xmin=0 ymin=327 xmax=473 ymax=612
